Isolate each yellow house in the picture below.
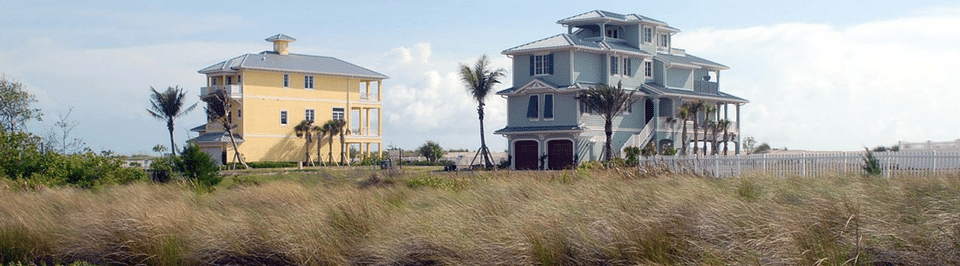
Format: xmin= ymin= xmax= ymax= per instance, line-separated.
xmin=191 ymin=34 xmax=387 ymax=164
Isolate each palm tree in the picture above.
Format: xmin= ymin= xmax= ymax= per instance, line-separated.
xmin=702 ymin=104 xmax=717 ymax=156
xmin=706 ymin=120 xmax=718 ymax=155
xmin=294 ymin=120 xmax=314 ymax=166
xmin=147 ymin=86 xmax=197 ymax=156
xmin=578 ymin=81 xmax=636 ymax=161
xmin=337 ymin=119 xmax=347 ymax=165
xmin=458 ymin=54 xmax=506 ymax=168
xmin=689 ymin=100 xmax=706 ymax=156
xmin=322 ymin=119 xmax=345 ymax=166
xmin=718 ymin=119 xmax=731 ymax=155
xmin=201 ymin=89 xmax=248 ymax=169
xmin=677 ymin=102 xmax=693 ymax=156
xmin=314 ymin=124 xmax=327 ymax=166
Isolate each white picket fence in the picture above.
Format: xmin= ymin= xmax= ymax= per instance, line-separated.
xmin=638 ymin=151 xmax=960 ymax=177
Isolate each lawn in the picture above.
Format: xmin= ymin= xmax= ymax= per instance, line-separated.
xmin=2 ymin=167 xmax=959 ymax=265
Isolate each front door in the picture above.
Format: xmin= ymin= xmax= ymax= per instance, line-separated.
xmin=514 ymin=140 xmax=539 ymax=170
xmin=548 ymin=139 xmax=574 ymax=170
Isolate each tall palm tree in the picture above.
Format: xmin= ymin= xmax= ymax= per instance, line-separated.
xmin=337 ymin=119 xmax=347 ymax=165
xmin=677 ymin=102 xmax=693 ymax=156
xmin=458 ymin=54 xmax=506 ymax=168
xmin=578 ymin=81 xmax=636 ymax=161
xmin=294 ymin=120 xmax=314 ymax=166
xmin=322 ymin=119 xmax=345 ymax=166
xmin=718 ymin=119 xmax=731 ymax=156
xmin=689 ymin=100 xmax=705 ymax=156
xmin=314 ymin=124 xmax=327 ymax=166
xmin=201 ymin=89 xmax=248 ymax=169
xmin=706 ymin=120 xmax=718 ymax=155
xmin=702 ymin=104 xmax=716 ymax=156
xmin=147 ymin=86 xmax=197 ymax=156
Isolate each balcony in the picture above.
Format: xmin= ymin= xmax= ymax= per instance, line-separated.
xmin=200 ymin=85 xmax=243 ymax=99
xmin=694 ymin=80 xmax=718 ymax=95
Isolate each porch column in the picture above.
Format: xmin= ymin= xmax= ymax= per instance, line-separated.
xmin=365 ymin=108 xmax=371 ymax=136
xmin=377 ymin=81 xmax=383 ymax=101
xmin=734 ymin=103 xmax=743 ymax=155
xmin=652 ymin=98 xmax=660 ymax=149
xmin=365 ymin=81 xmax=371 ymax=100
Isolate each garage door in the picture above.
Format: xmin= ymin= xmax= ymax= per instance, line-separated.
xmin=514 ymin=140 xmax=539 ymax=170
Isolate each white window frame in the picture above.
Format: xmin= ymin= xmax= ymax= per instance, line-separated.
xmin=610 ymin=56 xmax=619 ymax=76
xmin=658 ymin=32 xmax=670 ymax=47
xmin=643 ymin=27 xmax=653 ymax=43
xmin=332 ymin=107 xmax=345 ymax=121
xmin=644 ymin=60 xmax=653 ymax=78
xmin=305 ymin=108 xmax=315 ymax=122
xmin=622 ymin=57 xmax=631 ymax=77
xmin=280 ymin=110 xmax=288 ymax=126
xmin=304 ymin=75 xmax=314 ymax=89
xmin=532 ymin=54 xmax=552 ymax=76
xmin=283 ymin=73 xmax=289 ymax=88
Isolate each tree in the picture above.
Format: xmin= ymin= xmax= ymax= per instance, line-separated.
xmin=688 ymin=100 xmax=705 ymax=156
xmin=44 ymin=107 xmax=86 ymax=154
xmin=147 ymin=86 xmax=197 ymax=156
xmin=337 ymin=120 xmax=347 ymax=165
xmin=322 ymin=119 xmax=345 ymax=166
xmin=718 ymin=119 xmax=731 ymax=155
xmin=0 ymin=75 xmax=42 ymax=134
xmin=201 ymin=89 xmax=248 ymax=169
xmin=294 ymin=120 xmax=315 ymax=166
xmin=314 ymin=124 xmax=327 ymax=166
xmin=458 ymin=54 xmax=506 ymax=168
xmin=702 ymin=104 xmax=716 ymax=156
xmin=176 ymin=143 xmax=221 ymax=188
xmin=677 ymin=102 xmax=694 ymax=156
xmin=578 ymin=81 xmax=636 ymax=161
xmin=418 ymin=141 xmax=444 ymax=163
xmin=742 ymin=136 xmax=757 ymax=154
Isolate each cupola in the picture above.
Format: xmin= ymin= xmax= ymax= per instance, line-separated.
xmin=265 ymin=34 xmax=296 ymax=55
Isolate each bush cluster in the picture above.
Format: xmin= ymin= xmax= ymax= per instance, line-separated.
xmin=149 ymin=144 xmax=221 ymax=188
xmin=0 ymin=130 xmax=145 ymax=188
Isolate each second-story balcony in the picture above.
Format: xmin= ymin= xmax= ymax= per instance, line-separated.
xmin=200 ymin=85 xmax=243 ymax=99
xmin=694 ymin=80 xmax=718 ymax=95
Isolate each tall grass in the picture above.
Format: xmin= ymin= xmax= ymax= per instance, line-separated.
xmin=2 ymin=168 xmax=960 ymax=265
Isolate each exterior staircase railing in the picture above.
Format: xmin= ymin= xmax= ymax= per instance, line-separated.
xmin=621 ymin=120 xmax=657 ymax=157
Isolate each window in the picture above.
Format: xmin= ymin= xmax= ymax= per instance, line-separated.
xmin=622 ymin=58 xmax=631 ymax=77
xmin=526 ymin=95 xmax=539 ymax=119
xmin=304 ymin=75 xmax=314 ymax=89
xmin=305 ymin=109 xmax=315 ymax=122
xmin=529 ymin=54 xmax=553 ymax=76
xmin=644 ymin=60 xmax=653 ymax=77
xmin=659 ymin=33 xmax=670 ymax=47
xmin=226 ymin=76 xmax=232 ymax=85
xmin=610 ymin=56 xmax=619 ymax=75
xmin=237 ymin=75 xmax=241 ymax=84
xmin=643 ymin=27 xmax=653 ymax=43
xmin=605 ymin=29 xmax=619 ymax=38
xmin=332 ymin=107 xmax=345 ymax=121
xmin=283 ymin=74 xmax=289 ymax=87
xmin=543 ymin=94 xmax=554 ymax=119
xmin=280 ymin=110 xmax=288 ymax=125
xmin=237 ymin=109 xmax=242 ymax=118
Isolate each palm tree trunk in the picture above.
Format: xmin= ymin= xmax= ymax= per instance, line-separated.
xmin=167 ymin=120 xmax=177 ymax=156
xmin=224 ymin=125 xmax=248 ymax=169
xmin=692 ymin=116 xmax=699 ymax=156
xmin=680 ymin=118 xmax=688 ymax=156
xmin=340 ymin=131 xmax=346 ymax=166
xmin=317 ymin=133 xmax=325 ymax=166
xmin=604 ymin=117 xmax=613 ymax=161
xmin=722 ymin=129 xmax=729 ymax=156
xmin=477 ymin=106 xmax=492 ymax=168
xmin=329 ymin=134 xmax=335 ymax=166
xmin=304 ymin=134 xmax=313 ymax=167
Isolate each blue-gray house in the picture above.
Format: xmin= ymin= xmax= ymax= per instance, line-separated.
xmin=495 ymin=10 xmax=748 ymax=170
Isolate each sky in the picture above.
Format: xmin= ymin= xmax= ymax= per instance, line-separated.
xmin=1 ymin=0 xmax=959 ymax=155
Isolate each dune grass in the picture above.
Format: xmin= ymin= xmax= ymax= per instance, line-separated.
xmin=2 ymin=167 xmax=960 ymax=265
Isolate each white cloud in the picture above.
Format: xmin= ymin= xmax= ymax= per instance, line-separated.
xmin=677 ymin=11 xmax=960 ymax=151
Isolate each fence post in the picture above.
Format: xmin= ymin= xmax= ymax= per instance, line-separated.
xmin=801 ymin=153 xmax=806 ymax=176
xmin=714 ymin=154 xmax=720 ymax=178
xmin=736 ymin=154 xmax=742 ymax=177
xmin=933 ymin=150 xmax=938 ymax=175
xmin=843 ymin=151 xmax=847 ymax=173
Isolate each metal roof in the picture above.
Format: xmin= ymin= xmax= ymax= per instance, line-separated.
xmin=557 ymin=10 xmax=672 ymax=28
xmin=495 ymin=125 xmax=584 ymax=134
xmin=502 ymin=34 xmax=653 ymax=57
xmin=189 ymin=125 xmax=206 ymax=132
xmin=641 ymin=83 xmax=748 ymax=103
xmin=655 ymin=52 xmax=729 ymax=70
xmin=265 ymin=34 xmax=296 ymax=42
xmin=198 ymin=51 xmax=388 ymax=80
xmin=188 ymin=131 xmax=245 ymax=144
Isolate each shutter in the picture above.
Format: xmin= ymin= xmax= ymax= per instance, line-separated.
xmin=547 ymin=54 xmax=554 ymax=75
xmin=529 ymin=55 xmax=534 ymax=76
xmin=544 ymin=94 xmax=554 ymax=119
xmin=526 ymin=95 xmax=539 ymax=118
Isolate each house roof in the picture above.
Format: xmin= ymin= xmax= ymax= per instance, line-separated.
xmin=198 ymin=51 xmax=388 ymax=80
xmin=495 ymin=125 xmax=584 ymax=135
xmin=655 ymin=52 xmax=729 ymax=70
xmin=265 ymin=34 xmax=296 ymax=42
xmin=189 ymin=125 xmax=206 ymax=132
xmin=188 ymin=131 xmax=245 ymax=144
xmin=556 ymin=10 xmax=676 ymax=31
xmin=502 ymin=34 xmax=653 ymax=57
xmin=496 ymin=80 xmax=605 ymax=95
xmin=641 ymin=83 xmax=748 ymax=103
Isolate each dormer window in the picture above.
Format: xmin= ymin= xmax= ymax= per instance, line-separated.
xmin=529 ymin=54 xmax=554 ymax=76
xmin=658 ymin=33 xmax=670 ymax=47
xmin=606 ymin=29 xmax=619 ymax=39
xmin=643 ymin=27 xmax=653 ymax=43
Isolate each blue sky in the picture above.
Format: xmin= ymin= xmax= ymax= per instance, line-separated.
xmin=2 ymin=0 xmax=959 ymax=154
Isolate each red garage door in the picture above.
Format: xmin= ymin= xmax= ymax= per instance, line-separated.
xmin=514 ymin=140 xmax=539 ymax=170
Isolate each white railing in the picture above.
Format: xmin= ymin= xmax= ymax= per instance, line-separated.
xmin=638 ymin=151 xmax=960 ymax=178
xmin=201 ymin=85 xmax=243 ymax=99
xmin=622 ymin=120 xmax=656 ymax=157
xmin=899 ymin=140 xmax=960 ymax=151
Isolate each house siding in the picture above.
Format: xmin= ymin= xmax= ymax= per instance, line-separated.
xmin=665 ymin=68 xmax=693 ymax=89
xmin=574 ymin=52 xmax=604 ymax=84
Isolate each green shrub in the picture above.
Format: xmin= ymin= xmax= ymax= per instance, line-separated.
xmin=176 ymin=144 xmax=221 ymax=187
xmin=862 ymin=148 xmax=881 ymax=176
xmin=38 ymin=151 xmax=145 ymax=188
xmin=149 ymin=155 xmax=179 ymax=182
xmin=246 ymin=161 xmax=298 ymax=169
